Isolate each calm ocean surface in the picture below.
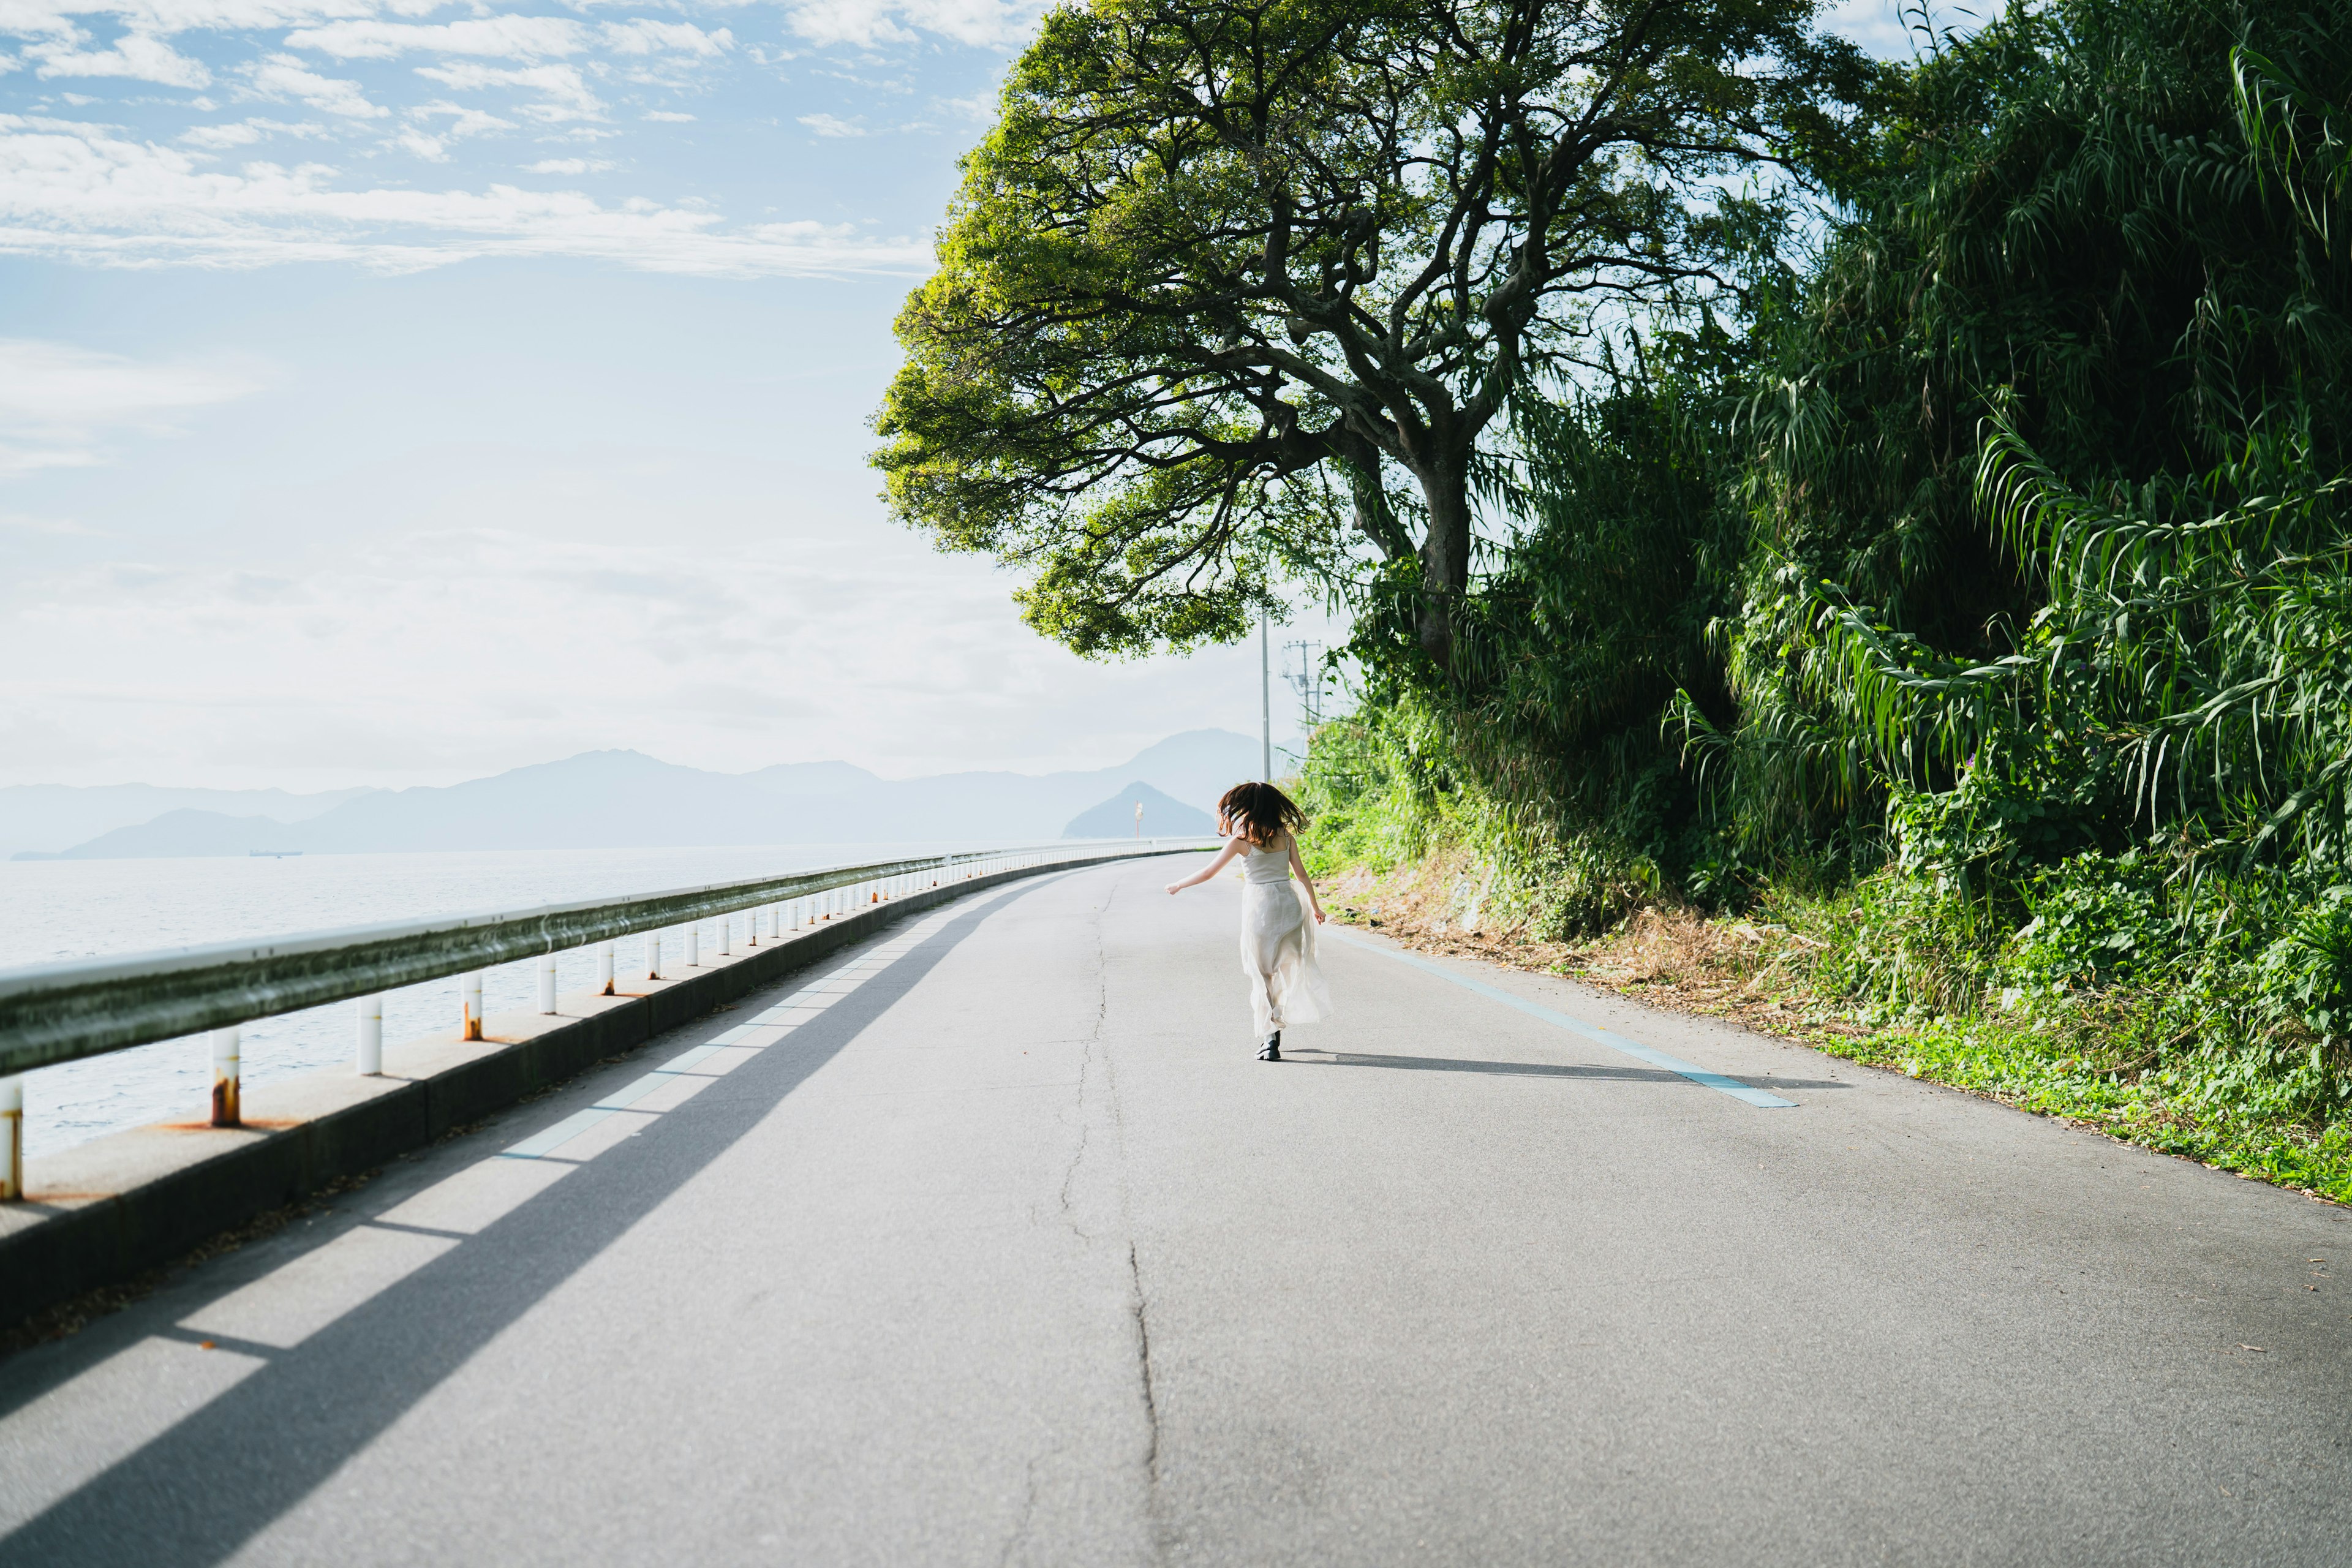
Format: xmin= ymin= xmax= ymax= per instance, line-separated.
xmin=1 ymin=842 xmax=996 ymax=1159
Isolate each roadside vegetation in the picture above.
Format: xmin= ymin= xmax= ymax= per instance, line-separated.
xmin=880 ymin=0 xmax=2352 ymax=1197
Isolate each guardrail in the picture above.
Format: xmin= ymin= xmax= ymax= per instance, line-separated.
xmin=0 ymin=837 xmax=1216 ymax=1198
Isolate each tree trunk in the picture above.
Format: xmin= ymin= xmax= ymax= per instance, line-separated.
xmin=1335 ymin=431 xmax=1414 ymax=562
xmin=1414 ymin=461 xmax=1474 ymax=669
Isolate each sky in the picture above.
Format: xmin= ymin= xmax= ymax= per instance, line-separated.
xmin=0 ymin=0 xmax=1913 ymax=792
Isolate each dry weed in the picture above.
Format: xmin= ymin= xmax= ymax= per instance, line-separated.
xmin=1324 ymin=861 xmax=1855 ymax=1045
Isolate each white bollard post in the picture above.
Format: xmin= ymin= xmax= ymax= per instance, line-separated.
xmin=210 ymin=1027 xmax=241 ymax=1127
xmin=647 ymin=932 xmax=663 ymax=981
xmin=538 ymin=952 xmax=557 ymax=1014
xmin=745 ymin=908 xmax=758 ymax=947
xmin=0 ymin=1076 xmax=21 ymax=1201
xmin=686 ymin=922 xmax=700 ymax=968
xmin=718 ymin=914 xmax=731 ymax=957
xmin=461 ymin=973 xmax=483 ymax=1041
xmin=598 ymin=940 xmax=616 ymax=995
xmin=358 ymin=994 xmax=383 ymax=1076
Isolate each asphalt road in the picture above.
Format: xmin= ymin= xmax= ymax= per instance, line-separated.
xmin=4 ymin=854 xmax=2350 ymax=1567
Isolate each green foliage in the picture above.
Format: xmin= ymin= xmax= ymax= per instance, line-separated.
xmin=872 ymin=0 xmax=1878 ymax=659
xmin=1737 ymin=0 xmax=2352 ymax=858
xmin=2007 ymin=851 xmax=2176 ymax=992
xmin=1288 ymin=0 xmax=2352 ymax=1183
xmin=1294 ymin=697 xmax=1662 ymax=937
xmin=2256 ymin=886 xmax=2352 ymax=1044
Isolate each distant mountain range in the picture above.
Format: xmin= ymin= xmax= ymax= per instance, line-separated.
xmin=5 ymin=731 xmax=1284 ymax=860
xmin=1062 ymin=782 xmax=1215 ymax=840
xmin=0 ymin=783 xmax=377 ymax=860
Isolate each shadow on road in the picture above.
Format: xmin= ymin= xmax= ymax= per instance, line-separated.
xmin=0 ymin=880 xmax=1044 ymax=1568
xmin=1285 ymin=1049 xmax=1850 ymax=1091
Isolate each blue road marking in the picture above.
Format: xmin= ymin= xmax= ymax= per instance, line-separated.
xmin=1325 ymin=930 xmax=1796 ymax=1108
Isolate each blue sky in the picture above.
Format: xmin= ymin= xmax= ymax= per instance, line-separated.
xmin=0 ymin=0 xmax=1910 ymax=791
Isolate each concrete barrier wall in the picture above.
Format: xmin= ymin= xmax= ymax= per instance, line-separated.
xmin=0 ymin=851 xmax=1194 ymax=1333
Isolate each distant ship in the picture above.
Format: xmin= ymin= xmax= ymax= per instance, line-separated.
xmin=249 ymin=850 xmax=303 ymax=858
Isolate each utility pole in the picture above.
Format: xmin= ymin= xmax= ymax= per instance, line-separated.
xmin=1260 ymin=606 xmax=1272 ymax=782
xmin=1284 ymin=639 xmax=1322 ymax=728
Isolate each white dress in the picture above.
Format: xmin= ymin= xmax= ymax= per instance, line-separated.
xmin=1238 ymin=836 xmax=1332 ymax=1037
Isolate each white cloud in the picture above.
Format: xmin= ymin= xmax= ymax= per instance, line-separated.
xmin=784 ymin=0 xmax=1042 ymax=50
xmin=0 ymin=113 xmax=929 ymax=275
xmin=0 ymin=336 xmax=258 ymax=475
xmin=243 ymin=51 xmax=385 ymax=117
xmin=0 ymin=445 xmax=1315 ymax=791
xmin=797 ymin=112 xmax=861 ymax=138
xmin=179 ymin=115 xmax=322 ymax=148
xmin=1824 ymin=0 xmax=1925 ymax=58
xmin=284 ymin=16 xmax=591 ymax=61
xmin=640 ymin=108 xmax=692 ymax=122
xmin=522 ymin=155 xmax=609 ymax=173
xmin=26 ymin=28 xmax=211 ymax=87
xmin=935 ymin=89 xmax=995 ymax=123
xmin=391 ymin=99 xmax=511 ymax=160
xmin=784 ymin=0 xmax=913 ymax=48
xmin=413 ymin=60 xmax=601 ymax=122
xmin=181 ymin=120 xmax=258 ymax=146
xmin=597 ymin=19 xmax=729 ymax=57
xmin=0 ymin=509 xmax=100 ymax=534
xmin=421 ymin=101 xmax=508 ymax=134
xmin=0 ymin=0 xmax=443 ymax=35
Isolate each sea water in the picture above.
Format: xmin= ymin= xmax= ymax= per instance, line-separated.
xmin=1 ymin=842 xmax=988 ymax=1159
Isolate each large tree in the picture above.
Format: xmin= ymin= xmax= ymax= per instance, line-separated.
xmin=873 ymin=0 xmax=1872 ymax=664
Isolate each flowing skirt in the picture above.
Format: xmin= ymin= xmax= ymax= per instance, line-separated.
xmin=1240 ymin=879 xmax=1332 ymax=1036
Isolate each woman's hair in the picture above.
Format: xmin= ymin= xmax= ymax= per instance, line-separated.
xmin=1216 ymin=781 xmax=1305 ymax=848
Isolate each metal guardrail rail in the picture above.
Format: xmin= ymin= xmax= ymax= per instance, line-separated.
xmin=0 ymin=837 xmax=1216 ymax=1197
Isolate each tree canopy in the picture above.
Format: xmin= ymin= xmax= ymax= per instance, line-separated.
xmin=872 ymin=0 xmax=1878 ymax=663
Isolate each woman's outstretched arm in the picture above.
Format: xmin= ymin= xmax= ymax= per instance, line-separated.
xmin=1286 ymin=835 xmax=1327 ymax=924
xmin=1166 ymin=837 xmax=1246 ymax=893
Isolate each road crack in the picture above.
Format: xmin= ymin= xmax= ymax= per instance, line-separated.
xmin=1129 ymin=1240 xmax=1162 ymax=1486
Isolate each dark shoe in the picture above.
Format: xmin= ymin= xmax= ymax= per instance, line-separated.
xmin=1257 ymin=1032 xmax=1281 ymax=1061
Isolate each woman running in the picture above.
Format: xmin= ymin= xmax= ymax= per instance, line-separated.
xmin=1164 ymin=781 xmax=1331 ymax=1060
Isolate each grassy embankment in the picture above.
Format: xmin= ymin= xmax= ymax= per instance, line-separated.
xmin=1305 ymin=840 xmax=2352 ymax=1206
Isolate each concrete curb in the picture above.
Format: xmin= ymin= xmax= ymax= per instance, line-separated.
xmin=0 ymin=851 xmax=1197 ymax=1334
